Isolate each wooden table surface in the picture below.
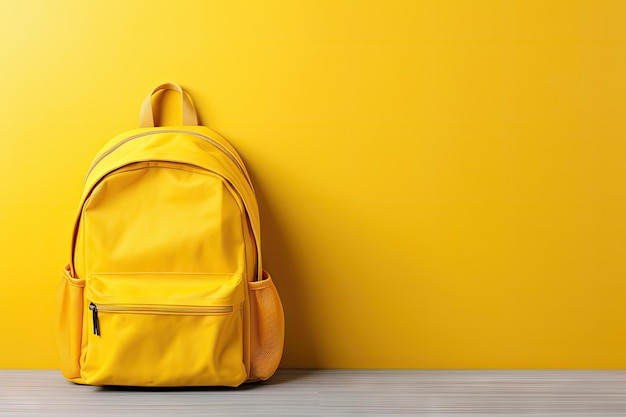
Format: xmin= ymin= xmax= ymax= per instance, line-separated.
xmin=1 ymin=369 xmax=626 ymax=416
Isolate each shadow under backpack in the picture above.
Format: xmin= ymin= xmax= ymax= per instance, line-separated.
xmin=56 ymin=83 xmax=284 ymax=387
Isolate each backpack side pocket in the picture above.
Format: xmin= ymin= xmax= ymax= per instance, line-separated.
xmin=56 ymin=264 xmax=85 ymax=383
xmin=247 ymin=270 xmax=284 ymax=381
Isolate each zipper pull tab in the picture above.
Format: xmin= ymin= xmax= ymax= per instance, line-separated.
xmin=89 ymin=302 xmax=100 ymax=336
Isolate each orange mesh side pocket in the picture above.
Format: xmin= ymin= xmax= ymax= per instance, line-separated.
xmin=56 ymin=264 xmax=85 ymax=382
xmin=247 ymin=270 xmax=284 ymax=381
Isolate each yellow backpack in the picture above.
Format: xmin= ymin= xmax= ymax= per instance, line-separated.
xmin=56 ymin=83 xmax=284 ymax=387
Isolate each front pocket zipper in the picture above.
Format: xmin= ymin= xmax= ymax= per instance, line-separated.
xmin=88 ymin=302 xmax=234 ymax=336
xmin=89 ymin=303 xmax=100 ymax=336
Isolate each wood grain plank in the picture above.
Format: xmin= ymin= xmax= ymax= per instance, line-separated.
xmin=1 ymin=370 xmax=626 ymax=416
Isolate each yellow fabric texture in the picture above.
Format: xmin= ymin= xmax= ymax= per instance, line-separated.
xmin=56 ymin=84 xmax=284 ymax=386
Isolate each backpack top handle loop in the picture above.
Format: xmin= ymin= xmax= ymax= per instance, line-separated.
xmin=139 ymin=82 xmax=199 ymax=127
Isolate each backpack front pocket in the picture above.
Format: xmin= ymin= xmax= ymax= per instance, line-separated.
xmin=81 ymin=272 xmax=247 ymax=387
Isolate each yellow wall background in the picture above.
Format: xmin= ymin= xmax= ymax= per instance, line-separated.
xmin=1 ymin=0 xmax=626 ymax=369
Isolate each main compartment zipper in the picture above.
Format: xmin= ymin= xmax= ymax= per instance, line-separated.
xmin=84 ymin=129 xmax=249 ymax=188
xmin=88 ymin=302 xmax=234 ymax=336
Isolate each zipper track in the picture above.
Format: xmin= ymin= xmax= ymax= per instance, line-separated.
xmin=84 ymin=129 xmax=248 ymax=188
xmin=89 ymin=302 xmax=234 ymax=336
xmin=93 ymin=303 xmax=234 ymax=314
